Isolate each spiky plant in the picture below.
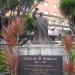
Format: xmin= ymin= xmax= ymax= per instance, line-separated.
xmin=2 ymin=16 xmax=24 ymax=45
xmin=63 ymin=32 xmax=73 ymax=74
xmin=2 ymin=16 xmax=24 ymax=75
xmin=63 ymin=33 xmax=73 ymax=53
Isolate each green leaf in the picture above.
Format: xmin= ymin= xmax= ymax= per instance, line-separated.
xmin=60 ymin=0 xmax=75 ymax=18
xmin=0 ymin=50 xmax=6 ymax=73
xmin=24 ymin=15 xmax=36 ymax=33
xmin=72 ymin=48 xmax=75 ymax=64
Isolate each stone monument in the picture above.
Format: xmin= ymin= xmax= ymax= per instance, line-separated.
xmin=32 ymin=8 xmax=49 ymax=44
xmin=17 ymin=8 xmax=65 ymax=75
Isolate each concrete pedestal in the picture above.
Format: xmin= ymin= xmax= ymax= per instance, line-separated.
xmin=17 ymin=44 xmax=67 ymax=61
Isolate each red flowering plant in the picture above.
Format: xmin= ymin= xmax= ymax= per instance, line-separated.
xmin=63 ymin=31 xmax=75 ymax=74
xmin=2 ymin=16 xmax=24 ymax=75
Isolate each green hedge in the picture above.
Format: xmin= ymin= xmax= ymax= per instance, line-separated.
xmin=0 ymin=50 xmax=6 ymax=73
xmin=72 ymin=48 xmax=75 ymax=64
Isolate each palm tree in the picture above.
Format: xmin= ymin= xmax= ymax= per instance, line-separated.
xmin=0 ymin=0 xmax=18 ymax=15
xmin=60 ymin=0 xmax=75 ymax=34
xmin=0 ymin=0 xmax=43 ymax=26
xmin=0 ymin=0 xmax=43 ymax=15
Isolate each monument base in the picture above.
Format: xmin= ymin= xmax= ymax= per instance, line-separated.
xmin=17 ymin=44 xmax=67 ymax=75
xmin=17 ymin=44 xmax=67 ymax=61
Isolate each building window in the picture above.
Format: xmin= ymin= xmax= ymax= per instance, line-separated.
xmin=49 ymin=20 xmax=52 ymax=25
xmin=53 ymin=4 xmax=57 ymax=9
xmin=53 ymin=12 xmax=57 ymax=16
xmin=44 ymin=2 xmax=48 ymax=6
xmin=44 ymin=11 xmax=48 ymax=15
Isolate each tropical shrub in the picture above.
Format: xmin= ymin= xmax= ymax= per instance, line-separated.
xmin=0 ymin=50 xmax=6 ymax=73
xmin=2 ymin=16 xmax=24 ymax=75
xmin=72 ymin=48 xmax=75 ymax=64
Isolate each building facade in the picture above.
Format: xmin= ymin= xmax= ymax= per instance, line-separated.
xmin=34 ymin=0 xmax=70 ymax=39
xmin=37 ymin=0 xmax=60 ymax=16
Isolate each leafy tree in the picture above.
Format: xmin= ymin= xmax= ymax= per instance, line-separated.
xmin=0 ymin=0 xmax=43 ymax=31
xmin=23 ymin=0 xmax=34 ymax=8
xmin=0 ymin=0 xmax=42 ymax=15
xmin=24 ymin=15 xmax=36 ymax=34
xmin=60 ymin=0 xmax=75 ymax=34
xmin=0 ymin=0 xmax=19 ymax=15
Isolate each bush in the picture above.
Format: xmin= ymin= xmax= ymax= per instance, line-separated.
xmin=0 ymin=50 xmax=6 ymax=73
xmin=71 ymin=47 xmax=75 ymax=64
xmin=24 ymin=15 xmax=36 ymax=33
